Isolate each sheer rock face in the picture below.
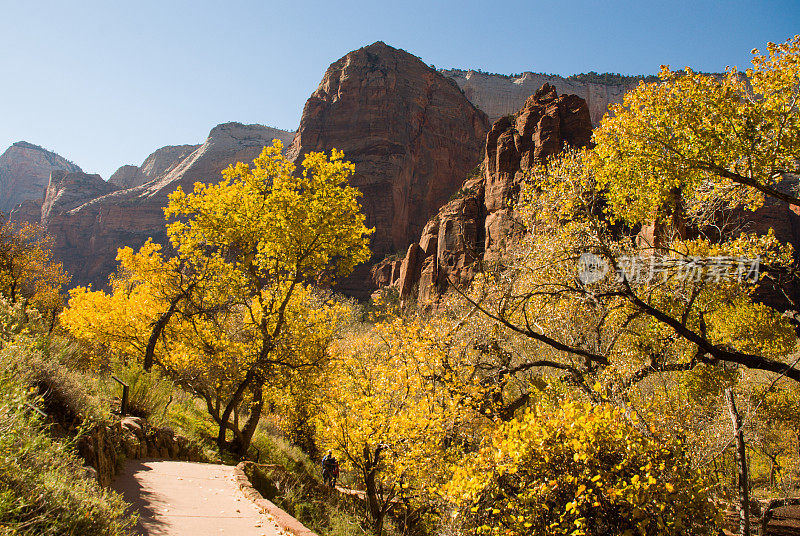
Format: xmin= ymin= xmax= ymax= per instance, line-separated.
xmin=0 ymin=142 xmax=82 ymax=213
xmin=442 ymin=69 xmax=639 ymax=125
xmin=8 ymin=198 xmax=43 ymax=226
xmin=136 ymin=144 xmax=200 ymax=185
xmin=108 ymin=165 xmax=140 ymax=189
xmin=287 ymin=41 xmax=489 ymax=295
xmin=43 ymin=123 xmax=294 ymax=289
xmin=385 ymin=84 xmax=593 ymax=303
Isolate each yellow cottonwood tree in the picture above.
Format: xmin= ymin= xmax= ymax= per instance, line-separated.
xmin=61 ymin=240 xmax=186 ymax=367
xmin=62 ymin=140 xmax=372 ymax=457
xmin=0 ymin=220 xmax=70 ymax=320
xmin=320 ymin=319 xmax=461 ymax=535
xmin=164 ymin=141 xmax=372 ymax=456
xmin=457 ymin=148 xmax=799 ymax=401
xmin=592 ymin=35 xmax=800 ymax=224
xmin=447 ymin=397 xmax=720 ymax=536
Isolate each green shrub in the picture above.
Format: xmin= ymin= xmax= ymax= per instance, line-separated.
xmin=103 ymin=363 xmax=174 ymax=421
xmin=0 ymin=344 xmax=134 ymax=535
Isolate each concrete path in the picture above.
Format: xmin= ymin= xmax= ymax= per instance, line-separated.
xmin=112 ymin=460 xmax=285 ymax=536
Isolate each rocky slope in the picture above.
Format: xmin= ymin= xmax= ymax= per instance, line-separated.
xmin=442 ymin=69 xmax=640 ymax=125
xmin=0 ymin=142 xmax=82 ymax=214
xmin=109 ymin=144 xmax=201 ymax=189
xmin=286 ymin=41 xmax=489 ymax=295
xmin=376 ymin=83 xmax=593 ymax=303
xmin=9 ymin=199 xmax=44 ymax=226
xmin=43 ymin=123 xmax=294 ymax=289
xmin=41 ymin=171 xmax=118 ymax=225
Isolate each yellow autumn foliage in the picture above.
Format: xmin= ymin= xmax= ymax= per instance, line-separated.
xmin=591 ymin=35 xmax=800 ymax=225
xmin=0 ymin=221 xmax=70 ymax=317
xmin=446 ymin=398 xmax=720 ymax=536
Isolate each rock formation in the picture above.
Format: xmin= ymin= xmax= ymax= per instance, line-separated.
xmin=0 ymin=141 xmax=82 ymax=214
xmin=9 ymin=199 xmax=44 ymax=226
xmin=286 ymin=41 xmax=489 ymax=296
xmin=378 ymin=84 xmax=593 ymax=303
xmin=107 ymin=165 xmax=139 ymax=190
xmin=442 ymin=69 xmax=640 ymax=126
xmin=42 ymin=123 xmax=294 ymax=289
xmin=41 ymin=170 xmax=118 ymax=225
xmin=108 ymin=144 xmax=200 ymax=189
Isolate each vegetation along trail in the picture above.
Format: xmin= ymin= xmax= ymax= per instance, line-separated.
xmin=112 ymin=460 xmax=284 ymax=536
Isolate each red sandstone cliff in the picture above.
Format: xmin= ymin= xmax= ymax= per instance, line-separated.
xmin=108 ymin=144 xmax=200 ymax=189
xmin=286 ymin=42 xmax=489 ymax=295
xmin=379 ymin=83 xmax=593 ymax=303
xmin=41 ymin=170 xmax=118 ymax=225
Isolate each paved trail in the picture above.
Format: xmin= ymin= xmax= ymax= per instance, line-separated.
xmin=112 ymin=460 xmax=284 ymax=536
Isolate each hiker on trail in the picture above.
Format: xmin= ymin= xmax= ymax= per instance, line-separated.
xmin=322 ymin=450 xmax=339 ymax=488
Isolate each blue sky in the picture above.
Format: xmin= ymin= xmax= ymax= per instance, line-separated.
xmin=1 ymin=0 xmax=797 ymax=179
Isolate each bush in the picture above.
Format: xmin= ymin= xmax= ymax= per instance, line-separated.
xmin=0 ymin=344 xmax=134 ymax=535
xmin=447 ymin=400 xmax=721 ymax=536
xmin=163 ymin=391 xmax=223 ymax=462
xmin=104 ymin=363 xmax=174 ymax=421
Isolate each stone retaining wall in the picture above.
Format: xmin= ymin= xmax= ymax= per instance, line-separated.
xmin=77 ymin=416 xmax=204 ymax=487
xmin=234 ymin=461 xmax=319 ymax=536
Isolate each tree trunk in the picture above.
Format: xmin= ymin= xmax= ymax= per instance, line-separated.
xmin=216 ymin=370 xmax=254 ymax=454
xmin=363 ymin=445 xmax=385 ymax=535
xmin=725 ymin=388 xmax=749 ymax=536
xmin=796 ymin=431 xmax=800 ymax=466
xmin=235 ymin=385 xmax=263 ymax=459
xmin=143 ymin=296 xmax=181 ymax=371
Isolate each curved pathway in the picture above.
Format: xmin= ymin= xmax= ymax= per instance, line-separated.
xmin=112 ymin=460 xmax=285 ymax=536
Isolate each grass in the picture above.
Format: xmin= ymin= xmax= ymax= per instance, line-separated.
xmin=252 ymin=422 xmax=319 ymax=475
xmin=246 ymin=459 xmax=367 ymax=536
xmin=99 ymin=362 xmax=175 ymax=421
xmin=162 ymin=392 xmax=223 ymax=462
xmin=243 ymin=420 xmax=370 ymax=536
xmin=0 ymin=339 xmax=135 ymax=535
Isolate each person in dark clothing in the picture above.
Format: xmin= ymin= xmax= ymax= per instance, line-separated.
xmin=322 ymin=450 xmax=339 ymax=488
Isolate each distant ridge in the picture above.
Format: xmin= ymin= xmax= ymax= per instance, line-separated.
xmin=41 ymin=122 xmax=295 ymax=289
xmin=440 ymin=68 xmax=641 ymax=125
xmin=0 ymin=142 xmax=82 ymax=213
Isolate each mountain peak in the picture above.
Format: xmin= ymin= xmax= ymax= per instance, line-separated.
xmin=0 ymin=142 xmax=82 ymax=212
